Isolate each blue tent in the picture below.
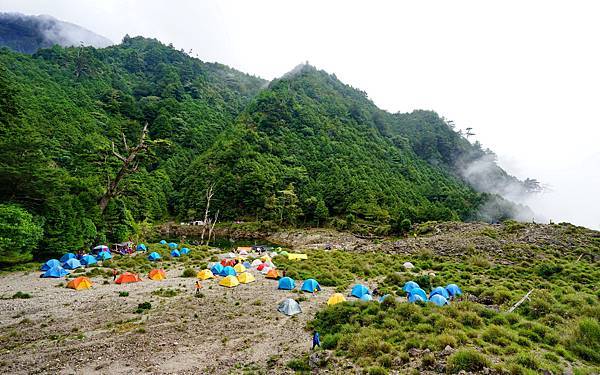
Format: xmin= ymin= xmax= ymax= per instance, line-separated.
xmin=408 ymin=287 xmax=428 ymax=302
xmin=278 ymin=277 xmax=296 ymax=290
xmin=96 ymin=251 xmax=112 ymax=261
xmin=408 ymin=293 xmax=427 ymax=303
xmin=429 ymin=294 xmax=450 ymax=306
xmin=136 ymin=244 xmax=147 ymax=251
xmin=210 ymin=263 xmax=224 ymax=275
xmin=148 ymin=252 xmax=161 ymax=261
xmin=171 ymin=249 xmax=181 ymax=257
xmin=445 ymin=284 xmax=462 ymax=297
xmin=242 ymin=261 xmax=251 ymax=268
xmin=351 ymin=284 xmax=370 ymax=298
xmin=181 ymin=247 xmax=190 ymax=255
xmin=220 ymin=266 xmax=236 ymax=277
xmin=430 ymin=286 xmax=450 ymax=299
xmin=168 ymin=242 xmax=178 ymax=249
xmin=63 ymin=258 xmax=82 ymax=269
xmin=41 ymin=266 xmax=69 ymax=278
xmin=378 ymin=294 xmax=392 ymax=303
xmin=159 ymin=240 xmax=167 ymax=245
xmin=402 ymin=281 xmax=420 ymax=293
xmin=360 ymin=293 xmax=373 ymax=302
xmin=59 ymin=253 xmax=76 ymax=263
xmin=80 ymin=255 xmax=97 ymax=266
xmin=300 ymin=279 xmax=321 ymax=293
xmin=41 ymin=259 xmax=60 ymax=271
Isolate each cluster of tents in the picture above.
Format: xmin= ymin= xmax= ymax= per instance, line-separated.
xmin=59 ymin=269 xmax=168 ymax=291
xmin=146 ymin=240 xmax=191 ymax=260
xmin=402 ymin=281 xmax=462 ymax=306
xmin=39 ymin=246 xmax=118 ymax=278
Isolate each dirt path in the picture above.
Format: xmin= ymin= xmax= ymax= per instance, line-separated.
xmin=0 ymin=267 xmax=331 ymax=374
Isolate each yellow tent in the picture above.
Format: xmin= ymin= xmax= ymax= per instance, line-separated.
xmin=233 ymin=263 xmax=247 ymax=273
xmin=66 ymin=276 xmax=92 ymax=290
xmin=327 ymin=293 xmax=346 ymax=306
xmin=148 ymin=269 xmax=166 ymax=280
xmin=237 ymin=272 xmax=256 ymax=284
xmin=197 ymin=269 xmax=214 ymax=280
xmin=260 ymin=255 xmax=271 ymax=262
xmin=219 ymin=275 xmax=240 ymax=288
xmin=288 ymin=253 xmax=308 ymax=261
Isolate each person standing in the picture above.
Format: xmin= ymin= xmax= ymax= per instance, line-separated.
xmin=112 ymin=268 xmax=117 ymax=281
xmin=312 ymin=331 xmax=321 ymax=350
xmin=195 ymin=280 xmax=202 ymax=296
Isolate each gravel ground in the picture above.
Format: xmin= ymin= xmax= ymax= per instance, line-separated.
xmin=0 ymin=266 xmax=331 ymax=374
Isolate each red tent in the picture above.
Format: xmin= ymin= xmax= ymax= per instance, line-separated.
xmin=115 ymin=272 xmax=141 ymax=284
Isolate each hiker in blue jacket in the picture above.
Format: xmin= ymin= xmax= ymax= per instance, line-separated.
xmin=312 ymin=331 xmax=321 ymax=349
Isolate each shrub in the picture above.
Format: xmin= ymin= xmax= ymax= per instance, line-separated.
xmin=567 ymin=318 xmax=600 ymax=362
xmin=447 ymin=349 xmax=490 ymax=373
xmin=181 ymin=268 xmax=196 ymax=278
xmin=135 ymin=302 xmax=151 ymax=313
xmin=460 ymin=311 xmax=483 ymax=328
xmin=12 ymin=291 xmax=31 ymax=299
xmin=118 ymin=291 xmax=129 ymax=297
xmin=367 ymin=366 xmax=387 ymax=375
xmin=287 ymin=357 xmax=309 ymax=372
xmin=0 ymin=204 xmax=43 ymax=265
xmin=514 ymin=352 xmax=540 ymax=370
xmin=481 ymin=325 xmax=515 ymax=347
xmin=536 ymin=263 xmax=563 ymax=278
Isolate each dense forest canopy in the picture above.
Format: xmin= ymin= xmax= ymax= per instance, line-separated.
xmin=0 ymin=37 xmax=533 ymax=263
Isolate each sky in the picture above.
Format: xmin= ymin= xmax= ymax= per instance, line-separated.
xmin=2 ymin=0 xmax=599 ymax=229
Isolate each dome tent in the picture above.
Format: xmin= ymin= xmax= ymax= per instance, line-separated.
xmin=159 ymin=240 xmax=167 ymax=245
xmin=278 ymin=277 xmax=295 ymax=290
xmin=429 ymin=294 xmax=450 ymax=306
xmin=237 ymin=272 xmax=256 ymax=284
xmin=210 ymin=263 xmax=224 ymax=275
xmin=251 ymin=259 xmax=263 ymax=267
xmin=136 ymin=244 xmax=147 ymax=251
xmin=403 ymin=262 xmax=415 ymax=269
xmin=148 ymin=269 xmax=166 ymax=280
xmin=170 ymin=249 xmax=181 ymax=257
xmin=148 ymin=252 xmax=161 ymax=261
xmin=220 ymin=266 xmax=237 ymax=277
xmin=59 ymin=253 xmax=76 ymax=263
xmin=197 ymin=269 xmax=214 ymax=280
xmin=168 ymin=242 xmax=178 ymax=249
xmin=115 ymin=272 xmax=141 ymax=284
xmin=265 ymin=269 xmax=280 ymax=279
xmin=233 ymin=263 xmax=246 ymax=273
xmin=402 ymin=281 xmax=419 ymax=293
xmin=300 ymin=279 xmax=321 ymax=293
xmin=408 ymin=288 xmax=428 ymax=302
xmin=430 ymin=286 xmax=450 ymax=299
xmin=41 ymin=266 xmax=69 ymax=278
xmin=445 ymin=284 xmax=462 ymax=297
xmin=67 ymin=276 xmax=92 ymax=290
xmin=219 ymin=275 xmax=239 ymax=288
xmin=41 ymin=259 xmax=60 ymax=271
xmin=327 ymin=293 xmax=346 ymax=306
xmin=80 ymin=255 xmax=97 ymax=266
xmin=63 ymin=258 xmax=82 ymax=269
xmin=351 ymin=284 xmax=370 ymax=298
xmin=278 ymin=298 xmax=302 ymax=316
xmin=408 ymin=293 xmax=427 ymax=303
xmin=181 ymin=248 xmax=190 ymax=255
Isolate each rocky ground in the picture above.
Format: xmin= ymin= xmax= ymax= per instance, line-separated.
xmin=0 ymin=265 xmax=331 ymax=374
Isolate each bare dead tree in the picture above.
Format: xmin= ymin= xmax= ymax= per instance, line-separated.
xmin=98 ymin=123 xmax=149 ymax=213
xmin=207 ymin=209 xmax=219 ymax=244
xmin=200 ymin=183 xmax=215 ymax=245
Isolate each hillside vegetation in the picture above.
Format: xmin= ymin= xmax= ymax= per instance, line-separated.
xmin=2 ymin=37 xmax=532 ymax=264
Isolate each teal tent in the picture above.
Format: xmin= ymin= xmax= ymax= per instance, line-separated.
xmin=351 ymin=284 xmax=370 ymax=298
xmin=41 ymin=259 xmax=60 ymax=271
xmin=429 ymin=294 xmax=450 ymax=306
xmin=278 ymin=277 xmax=295 ymax=290
xmin=430 ymin=286 xmax=450 ymax=299
xmin=136 ymin=244 xmax=147 ymax=251
xmin=80 ymin=255 xmax=97 ymax=266
xmin=445 ymin=284 xmax=462 ymax=297
xmin=171 ymin=249 xmax=181 ymax=257
xmin=63 ymin=258 xmax=82 ymax=269
xmin=402 ymin=281 xmax=419 ymax=293
xmin=96 ymin=251 xmax=112 ymax=261
xmin=41 ymin=266 xmax=69 ymax=278
xmin=59 ymin=253 xmax=76 ymax=263
xmin=300 ymin=279 xmax=321 ymax=293
xmin=148 ymin=252 xmax=161 ymax=261
xmin=210 ymin=263 xmax=224 ymax=275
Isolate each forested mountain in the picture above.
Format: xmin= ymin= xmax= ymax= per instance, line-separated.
xmin=0 ymin=13 xmax=112 ymax=54
xmin=0 ymin=36 xmax=530 ymax=263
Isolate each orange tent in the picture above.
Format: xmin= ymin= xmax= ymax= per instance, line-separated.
xmin=67 ymin=276 xmax=92 ymax=290
xmin=115 ymin=272 xmax=141 ymax=284
xmin=265 ymin=269 xmax=280 ymax=279
xmin=148 ymin=269 xmax=166 ymax=281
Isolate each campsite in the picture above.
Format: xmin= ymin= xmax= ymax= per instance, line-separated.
xmin=0 ymin=221 xmax=598 ymax=374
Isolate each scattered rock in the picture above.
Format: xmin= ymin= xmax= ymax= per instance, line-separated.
xmin=440 ymin=345 xmax=455 ymax=357
xmin=309 ymin=350 xmax=330 ymax=369
xmin=408 ymin=348 xmax=421 ymax=357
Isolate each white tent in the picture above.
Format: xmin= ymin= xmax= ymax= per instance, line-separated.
xmin=251 ymin=259 xmax=263 ymax=267
xmin=278 ymin=298 xmax=302 ymax=316
xmin=403 ymin=262 xmax=415 ymax=269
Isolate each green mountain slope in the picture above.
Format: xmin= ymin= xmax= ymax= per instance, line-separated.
xmin=0 ymin=37 xmax=265 ymax=259
xmin=0 ymin=39 xmax=528 ymax=262
xmin=180 ymin=65 xmax=500 ymax=226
